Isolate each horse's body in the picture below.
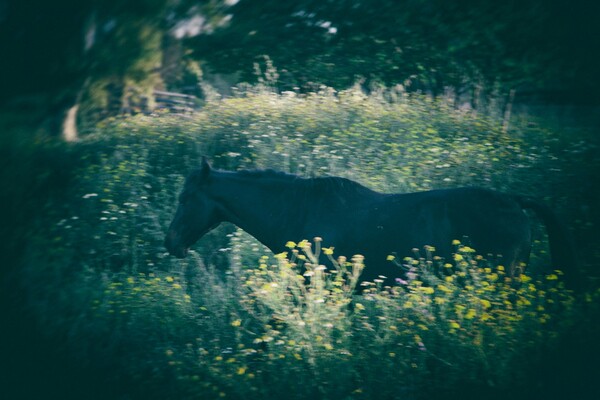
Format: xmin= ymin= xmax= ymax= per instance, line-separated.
xmin=165 ymin=159 xmax=576 ymax=285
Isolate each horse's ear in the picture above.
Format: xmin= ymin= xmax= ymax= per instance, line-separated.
xmin=200 ymin=156 xmax=211 ymax=178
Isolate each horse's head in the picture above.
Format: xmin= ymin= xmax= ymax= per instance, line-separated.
xmin=165 ymin=158 xmax=222 ymax=258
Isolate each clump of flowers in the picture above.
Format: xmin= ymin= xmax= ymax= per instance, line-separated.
xmin=196 ymin=237 xmax=578 ymax=399
xmin=357 ymin=240 xmax=577 ymax=392
xmin=239 ymin=238 xmax=364 ymax=364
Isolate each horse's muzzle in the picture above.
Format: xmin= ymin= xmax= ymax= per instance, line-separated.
xmin=164 ymin=230 xmax=189 ymax=258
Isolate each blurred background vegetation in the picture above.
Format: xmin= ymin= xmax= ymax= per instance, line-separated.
xmin=1 ymin=0 xmax=599 ymax=399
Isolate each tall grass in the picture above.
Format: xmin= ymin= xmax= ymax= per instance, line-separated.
xmin=6 ymin=86 xmax=600 ymax=399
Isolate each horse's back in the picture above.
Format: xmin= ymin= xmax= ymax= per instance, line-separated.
xmin=387 ymin=187 xmax=530 ymax=251
xmin=341 ymin=187 xmax=531 ymax=281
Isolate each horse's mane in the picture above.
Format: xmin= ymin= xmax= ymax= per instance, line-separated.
xmin=236 ymin=168 xmax=296 ymax=181
xmin=235 ymin=168 xmax=378 ymax=200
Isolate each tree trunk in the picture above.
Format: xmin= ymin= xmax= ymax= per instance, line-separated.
xmin=62 ymin=104 xmax=79 ymax=142
xmin=60 ymin=77 xmax=91 ymax=141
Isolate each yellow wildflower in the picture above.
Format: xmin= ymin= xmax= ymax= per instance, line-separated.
xmin=419 ymin=287 xmax=435 ymax=295
xmin=297 ymin=240 xmax=310 ymax=249
xmin=528 ymin=283 xmax=537 ymax=292
xmin=437 ymin=284 xmax=452 ymax=293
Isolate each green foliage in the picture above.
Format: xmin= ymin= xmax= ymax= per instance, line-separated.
xmin=0 ymin=0 xmax=230 ymax=135
xmin=191 ymin=0 xmax=600 ymax=101
xmin=10 ymin=88 xmax=600 ymax=398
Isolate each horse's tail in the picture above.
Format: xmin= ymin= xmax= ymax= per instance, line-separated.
xmin=516 ymin=196 xmax=580 ymax=288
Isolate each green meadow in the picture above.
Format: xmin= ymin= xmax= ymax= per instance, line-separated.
xmin=3 ymin=87 xmax=600 ymax=399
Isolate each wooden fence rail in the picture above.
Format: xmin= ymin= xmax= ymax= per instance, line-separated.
xmin=153 ymin=89 xmax=199 ymax=114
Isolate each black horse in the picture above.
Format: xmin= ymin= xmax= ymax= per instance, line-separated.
xmin=165 ymin=158 xmax=577 ymax=285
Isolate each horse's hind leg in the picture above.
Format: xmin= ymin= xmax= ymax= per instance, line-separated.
xmin=506 ymin=230 xmax=533 ymax=279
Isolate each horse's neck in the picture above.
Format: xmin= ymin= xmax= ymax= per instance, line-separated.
xmin=213 ymin=174 xmax=305 ymax=252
